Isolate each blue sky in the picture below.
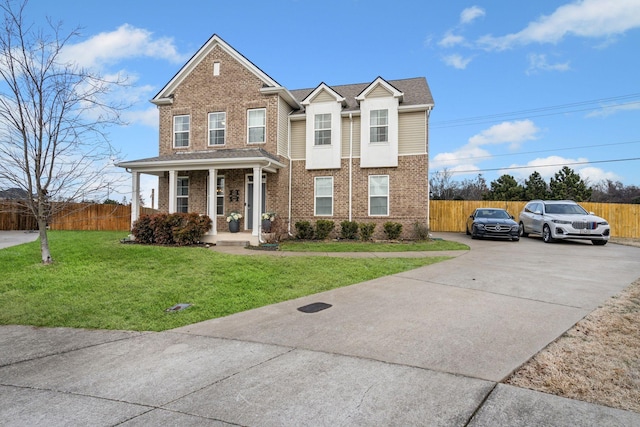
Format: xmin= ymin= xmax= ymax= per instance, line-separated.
xmin=24 ymin=0 xmax=640 ymax=206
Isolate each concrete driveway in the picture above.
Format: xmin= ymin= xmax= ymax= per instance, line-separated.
xmin=0 ymin=230 xmax=38 ymax=249
xmin=1 ymin=232 xmax=639 ymax=426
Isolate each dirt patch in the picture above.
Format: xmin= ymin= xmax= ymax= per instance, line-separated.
xmin=505 ymin=277 xmax=640 ymax=413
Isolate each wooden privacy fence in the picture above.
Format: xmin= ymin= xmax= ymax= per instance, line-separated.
xmin=429 ymin=200 xmax=640 ymax=238
xmin=0 ymin=201 xmax=37 ymax=230
xmin=0 ymin=202 xmax=156 ymax=231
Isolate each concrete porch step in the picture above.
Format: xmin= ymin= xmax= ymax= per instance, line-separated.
xmin=216 ymin=240 xmax=250 ymax=247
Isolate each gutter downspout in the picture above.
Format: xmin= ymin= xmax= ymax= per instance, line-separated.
xmin=287 ymin=117 xmax=294 ymax=237
xmin=426 ymin=107 xmax=432 ymax=233
xmin=348 ymin=113 xmax=353 ymax=221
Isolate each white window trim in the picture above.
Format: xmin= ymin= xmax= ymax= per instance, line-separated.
xmin=177 ymin=176 xmax=189 ymax=213
xmin=208 ymin=112 xmax=226 ymax=146
xmin=314 ymin=113 xmax=332 ymax=146
xmin=368 ymin=175 xmax=389 ymax=217
xmin=314 ymin=176 xmax=333 ymax=216
xmin=247 ymin=108 xmax=266 ymax=144
xmin=173 ymin=115 xmax=190 ymax=148
xmin=370 ymin=109 xmax=389 ymax=143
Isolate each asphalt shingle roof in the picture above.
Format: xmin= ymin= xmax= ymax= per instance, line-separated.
xmin=289 ymin=77 xmax=434 ymax=114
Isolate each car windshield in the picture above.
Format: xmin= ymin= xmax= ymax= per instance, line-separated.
xmin=544 ymin=203 xmax=588 ymax=215
xmin=476 ymin=209 xmax=511 ymax=219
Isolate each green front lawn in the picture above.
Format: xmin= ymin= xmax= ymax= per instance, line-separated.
xmin=0 ymin=231 xmax=459 ymax=332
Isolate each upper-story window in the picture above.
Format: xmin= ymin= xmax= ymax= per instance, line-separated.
xmin=173 ymin=115 xmax=190 ymax=148
xmin=370 ymin=109 xmax=388 ymax=143
xmin=314 ymin=113 xmax=331 ymax=146
xmin=208 ymin=112 xmax=226 ymax=145
xmin=248 ymin=108 xmax=266 ymax=143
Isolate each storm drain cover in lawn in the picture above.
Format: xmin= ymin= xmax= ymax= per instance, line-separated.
xmin=297 ymin=302 xmax=332 ymax=313
xmin=165 ymin=303 xmax=191 ymax=312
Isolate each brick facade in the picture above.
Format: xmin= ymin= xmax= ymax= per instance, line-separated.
xmin=120 ymin=35 xmax=433 ymax=244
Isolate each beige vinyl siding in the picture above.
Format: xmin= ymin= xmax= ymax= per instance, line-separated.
xmin=277 ymin=97 xmax=292 ymax=157
xmin=341 ymin=115 xmax=361 ymax=158
xmin=368 ymin=85 xmax=392 ymax=98
xmin=398 ymin=111 xmax=427 ymax=155
xmin=311 ymin=90 xmax=336 ymax=103
xmin=290 ymin=119 xmax=306 ymax=160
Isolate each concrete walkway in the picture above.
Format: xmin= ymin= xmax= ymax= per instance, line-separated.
xmin=1 ymin=232 xmax=639 ymax=426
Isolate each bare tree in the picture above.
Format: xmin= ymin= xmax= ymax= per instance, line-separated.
xmin=0 ymin=0 xmax=126 ymax=263
xmin=429 ymin=168 xmax=460 ymax=200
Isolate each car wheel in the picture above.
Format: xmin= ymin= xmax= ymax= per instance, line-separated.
xmin=592 ymin=240 xmax=607 ymax=246
xmin=466 ymin=226 xmax=470 ymax=236
xmin=512 ymin=237 xmax=520 ymax=242
xmin=519 ymin=222 xmax=528 ymax=238
xmin=542 ymin=224 xmax=554 ymax=243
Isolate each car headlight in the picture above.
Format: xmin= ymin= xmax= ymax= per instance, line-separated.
xmin=552 ymin=219 xmax=571 ymax=224
xmin=511 ymin=225 xmax=519 ymax=231
xmin=598 ymin=221 xmax=608 ymax=226
xmin=475 ymin=224 xmax=485 ymax=230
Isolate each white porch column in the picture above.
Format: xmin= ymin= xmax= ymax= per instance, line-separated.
xmin=208 ymin=168 xmax=217 ymax=236
xmin=168 ymin=170 xmax=177 ymax=213
xmin=130 ymin=171 xmax=140 ymax=229
xmin=252 ymin=166 xmax=262 ymax=238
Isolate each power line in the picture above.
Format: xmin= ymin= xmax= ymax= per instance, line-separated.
xmin=431 ymin=93 xmax=640 ymax=129
xmin=433 ymin=139 xmax=640 ymax=163
xmin=434 ymin=157 xmax=640 ymax=176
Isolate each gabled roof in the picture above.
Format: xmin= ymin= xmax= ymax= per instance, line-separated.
xmin=152 ymin=34 xmax=300 ymax=109
xmin=355 ymin=76 xmax=404 ymax=102
xmin=289 ymin=77 xmax=434 ymax=115
xmin=301 ymin=82 xmax=347 ymax=107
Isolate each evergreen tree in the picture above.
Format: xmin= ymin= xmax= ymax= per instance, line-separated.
xmin=483 ymin=174 xmax=525 ymax=201
xmin=549 ymin=166 xmax=592 ymax=201
xmin=524 ymin=171 xmax=548 ymax=200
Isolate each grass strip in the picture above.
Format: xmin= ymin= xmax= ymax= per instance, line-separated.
xmin=279 ymin=240 xmax=469 ymax=252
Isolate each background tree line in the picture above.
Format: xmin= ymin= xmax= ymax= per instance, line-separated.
xmin=430 ymin=166 xmax=640 ymax=203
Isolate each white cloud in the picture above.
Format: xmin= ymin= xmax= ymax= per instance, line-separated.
xmin=468 ymin=120 xmax=540 ymax=149
xmin=526 ymin=53 xmax=571 ymax=74
xmin=431 ymin=120 xmax=540 ymax=172
xmin=477 ymin=0 xmax=640 ymax=51
xmin=123 ymin=107 xmax=159 ymax=128
xmin=460 ymin=6 xmax=486 ymax=24
xmin=438 ymin=31 xmax=465 ymax=47
xmin=442 ymin=54 xmax=473 ymax=69
xmin=61 ymin=24 xmax=187 ymax=69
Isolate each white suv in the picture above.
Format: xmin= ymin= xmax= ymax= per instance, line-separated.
xmin=518 ymin=200 xmax=610 ymax=245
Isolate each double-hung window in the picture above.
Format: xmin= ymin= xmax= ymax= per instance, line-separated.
xmin=177 ymin=177 xmax=189 ymax=213
xmin=314 ymin=177 xmax=333 ymax=216
xmin=208 ymin=112 xmax=226 ymax=145
xmin=369 ymin=175 xmax=389 ymax=216
xmin=314 ymin=113 xmax=331 ymax=145
xmin=248 ymin=108 xmax=266 ymax=143
xmin=174 ymin=115 xmax=190 ymax=148
xmin=370 ymin=109 xmax=388 ymax=143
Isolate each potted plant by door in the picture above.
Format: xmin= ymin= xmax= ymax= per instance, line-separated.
xmin=261 ymin=212 xmax=276 ymax=232
xmin=226 ymin=211 xmax=243 ymax=233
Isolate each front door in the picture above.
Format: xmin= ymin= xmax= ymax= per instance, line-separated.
xmin=245 ymin=174 xmax=266 ymax=229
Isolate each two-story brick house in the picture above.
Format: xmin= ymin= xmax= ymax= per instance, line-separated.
xmin=118 ymin=35 xmax=434 ymax=245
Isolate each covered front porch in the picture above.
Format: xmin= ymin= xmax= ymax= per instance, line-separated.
xmin=117 ymin=149 xmax=286 ymax=246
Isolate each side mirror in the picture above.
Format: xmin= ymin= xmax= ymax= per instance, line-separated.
xmin=510 ymin=215 xmax=515 ymax=219
xmin=534 ymin=210 xmax=542 ymax=215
